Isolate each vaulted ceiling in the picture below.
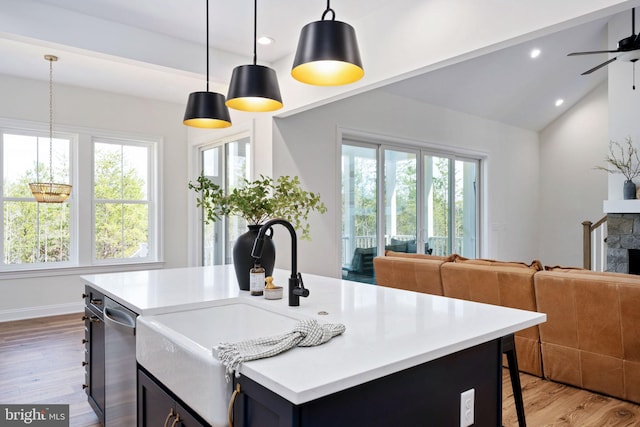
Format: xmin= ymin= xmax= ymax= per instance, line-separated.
xmin=0 ymin=0 xmax=634 ymax=131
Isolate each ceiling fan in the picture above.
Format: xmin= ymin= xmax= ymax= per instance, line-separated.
xmin=568 ymin=7 xmax=640 ymax=80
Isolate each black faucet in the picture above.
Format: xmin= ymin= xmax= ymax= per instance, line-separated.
xmin=251 ymin=218 xmax=310 ymax=307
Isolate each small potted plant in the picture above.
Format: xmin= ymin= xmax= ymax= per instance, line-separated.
xmin=188 ymin=174 xmax=327 ymax=289
xmin=595 ymin=137 xmax=640 ymax=199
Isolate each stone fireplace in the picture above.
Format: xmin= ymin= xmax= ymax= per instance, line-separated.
xmin=606 ymin=213 xmax=640 ymax=273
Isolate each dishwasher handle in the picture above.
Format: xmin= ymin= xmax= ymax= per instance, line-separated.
xmin=103 ymin=306 xmax=136 ymax=336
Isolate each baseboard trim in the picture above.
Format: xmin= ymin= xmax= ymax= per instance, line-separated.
xmin=0 ymin=302 xmax=84 ymax=322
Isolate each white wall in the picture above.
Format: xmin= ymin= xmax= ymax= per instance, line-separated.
xmin=538 ymin=82 xmax=609 ymax=267
xmin=608 ymin=10 xmax=640 ymax=198
xmin=0 ymin=74 xmax=188 ymax=320
xmin=272 ymin=90 xmax=540 ymax=277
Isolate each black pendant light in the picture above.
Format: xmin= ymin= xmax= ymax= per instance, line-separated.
xmin=291 ymin=0 xmax=364 ymax=86
xmin=184 ymin=0 xmax=232 ymax=128
xmin=226 ymin=0 xmax=283 ymax=112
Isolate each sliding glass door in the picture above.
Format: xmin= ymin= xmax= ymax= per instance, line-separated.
xmin=200 ymin=137 xmax=250 ymax=266
xmin=342 ymin=140 xmax=479 ymax=283
xmin=385 ymin=149 xmax=417 ymax=253
xmin=423 ymin=155 xmax=477 ymax=257
xmin=341 ymin=145 xmax=378 ymax=282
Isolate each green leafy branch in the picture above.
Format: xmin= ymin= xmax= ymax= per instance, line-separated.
xmin=188 ymin=174 xmax=327 ymax=240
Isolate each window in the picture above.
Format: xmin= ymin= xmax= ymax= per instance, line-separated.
xmin=2 ymin=131 xmax=73 ymax=266
xmin=93 ymin=139 xmax=153 ymax=262
xmin=200 ymin=137 xmax=250 ymax=266
xmin=0 ymin=122 xmax=159 ymax=272
xmin=342 ymin=139 xmax=480 ymax=283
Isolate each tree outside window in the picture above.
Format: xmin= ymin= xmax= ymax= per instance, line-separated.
xmin=2 ymin=133 xmax=71 ymax=264
xmin=1 ymin=129 xmax=156 ymax=269
xmin=94 ymin=141 xmax=150 ymax=260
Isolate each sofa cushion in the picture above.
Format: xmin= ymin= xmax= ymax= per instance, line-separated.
xmin=384 ymin=250 xmax=454 ymax=262
xmin=540 ymin=343 xmax=581 ymax=387
xmin=535 ymin=270 xmax=640 ymax=403
xmin=544 ymin=265 xmax=587 ymax=272
xmin=544 ymin=267 xmax=633 ymax=280
xmin=534 ymin=271 xmax=638 ymax=358
xmin=373 ymin=256 xmax=445 ymax=296
xmin=440 ymin=261 xmax=542 ymax=376
xmin=440 ymin=263 xmax=538 ymax=311
xmin=625 ymin=360 xmax=640 ymax=403
xmin=454 ymin=255 xmax=543 ymax=271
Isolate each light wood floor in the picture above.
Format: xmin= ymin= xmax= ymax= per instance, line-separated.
xmin=1 ymin=314 xmax=639 ymax=427
xmin=502 ymin=370 xmax=640 ymax=427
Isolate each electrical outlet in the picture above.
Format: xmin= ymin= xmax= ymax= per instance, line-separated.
xmin=460 ymin=388 xmax=475 ymax=427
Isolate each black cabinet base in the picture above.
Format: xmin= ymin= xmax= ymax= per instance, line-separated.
xmin=137 ymin=365 xmax=210 ymax=427
xmin=234 ymin=339 xmax=502 ymax=427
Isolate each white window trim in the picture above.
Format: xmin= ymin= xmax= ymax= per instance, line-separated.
xmin=0 ymin=117 xmax=164 ymax=275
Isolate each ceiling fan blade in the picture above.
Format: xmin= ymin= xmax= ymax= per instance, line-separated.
xmin=581 ymin=57 xmax=617 ymax=75
xmin=568 ymin=50 xmax=619 ymax=56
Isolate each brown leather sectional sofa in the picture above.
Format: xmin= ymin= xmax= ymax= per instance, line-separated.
xmin=373 ymin=251 xmax=640 ymax=404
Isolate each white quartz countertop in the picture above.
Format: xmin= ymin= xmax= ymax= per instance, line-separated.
xmin=81 ymin=266 xmax=241 ymax=315
xmin=83 ymin=265 xmax=546 ymax=405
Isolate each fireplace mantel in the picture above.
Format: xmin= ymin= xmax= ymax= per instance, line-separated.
xmin=603 ymin=200 xmax=640 ymax=214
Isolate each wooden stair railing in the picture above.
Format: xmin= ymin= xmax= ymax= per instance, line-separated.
xmin=582 ymin=216 xmax=608 ymax=270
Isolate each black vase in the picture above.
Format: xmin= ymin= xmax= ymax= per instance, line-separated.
xmin=233 ymin=225 xmax=276 ymax=290
xmin=623 ymin=180 xmax=637 ymax=200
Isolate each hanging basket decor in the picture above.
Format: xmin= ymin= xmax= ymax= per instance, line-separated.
xmin=28 ymin=182 xmax=72 ymax=203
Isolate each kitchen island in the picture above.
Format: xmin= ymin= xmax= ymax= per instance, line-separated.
xmin=83 ymin=265 xmax=545 ymax=427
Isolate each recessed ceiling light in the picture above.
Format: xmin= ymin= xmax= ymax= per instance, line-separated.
xmin=257 ymin=36 xmax=274 ymax=45
xmin=530 ymin=48 xmax=541 ymax=59
xmin=555 ymin=99 xmax=564 ymax=107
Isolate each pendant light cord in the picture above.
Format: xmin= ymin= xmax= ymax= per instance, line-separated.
xmin=206 ymin=0 xmax=210 ymax=92
xmin=253 ymin=0 xmax=257 ymax=65
xmin=630 ymin=8 xmax=636 ymax=90
xmin=322 ymin=0 xmax=335 ymax=20
xmin=48 ymin=56 xmax=54 ymax=183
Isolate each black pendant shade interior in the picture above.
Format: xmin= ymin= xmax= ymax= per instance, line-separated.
xmin=183 ymin=0 xmax=232 ymax=128
xmin=291 ymin=1 xmax=364 ymax=86
xmin=226 ymin=0 xmax=283 ymax=112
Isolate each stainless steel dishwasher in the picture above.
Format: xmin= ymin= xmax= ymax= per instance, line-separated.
xmin=103 ymin=297 xmax=137 ymax=426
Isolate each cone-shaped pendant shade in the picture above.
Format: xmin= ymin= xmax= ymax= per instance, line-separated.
xmin=183 ymin=91 xmax=232 ymax=128
xmin=292 ymin=19 xmax=364 ymax=86
xmin=226 ymin=64 xmax=283 ymax=112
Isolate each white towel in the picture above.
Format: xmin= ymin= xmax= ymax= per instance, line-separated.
xmin=216 ymin=319 xmax=346 ymax=381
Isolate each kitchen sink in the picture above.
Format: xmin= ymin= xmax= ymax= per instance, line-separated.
xmin=136 ymin=302 xmax=302 ymax=426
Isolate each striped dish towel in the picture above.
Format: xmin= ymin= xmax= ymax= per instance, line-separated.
xmin=216 ymin=319 xmax=346 ymax=381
